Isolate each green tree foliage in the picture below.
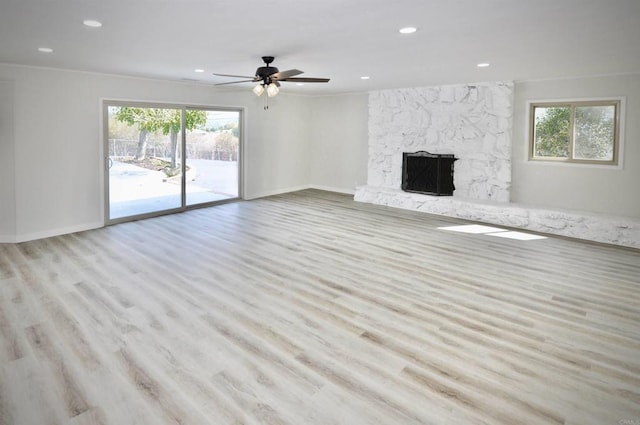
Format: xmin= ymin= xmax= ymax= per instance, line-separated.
xmin=534 ymin=104 xmax=615 ymax=161
xmin=113 ymin=107 xmax=207 ymax=166
xmin=573 ymin=106 xmax=615 ymax=160
xmin=533 ymin=106 xmax=570 ymax=158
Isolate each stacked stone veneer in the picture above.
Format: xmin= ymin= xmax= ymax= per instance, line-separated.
xmin=355 ymin=81 xmax=640 ymax=249
xmin=365 ymin=81 xmax=514 ymax=201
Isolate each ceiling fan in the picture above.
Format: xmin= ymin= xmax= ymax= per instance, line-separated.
xmin=213 ymin=56 xmax=330 ymax=98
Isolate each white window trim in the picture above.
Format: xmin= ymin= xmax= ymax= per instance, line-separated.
xmin=524 ymin=96 xmax=626 ymax=170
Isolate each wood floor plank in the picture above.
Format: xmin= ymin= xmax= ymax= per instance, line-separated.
xmin=1 ymin=189 xmax=639 ymax=424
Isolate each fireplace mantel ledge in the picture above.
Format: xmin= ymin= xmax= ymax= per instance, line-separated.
xmin=353 ymin=185 xmax=640 ymax=249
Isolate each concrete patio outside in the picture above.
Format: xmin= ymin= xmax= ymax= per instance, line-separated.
xmin=108 ymin=159 xmax=238 ymax=219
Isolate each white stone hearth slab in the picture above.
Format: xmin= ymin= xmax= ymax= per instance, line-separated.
xmin=354 ymin=185 xmax=640 ymax=249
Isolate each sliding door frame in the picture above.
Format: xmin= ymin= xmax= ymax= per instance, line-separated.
xmin=102 ymin=100 xmax=244 ymax=225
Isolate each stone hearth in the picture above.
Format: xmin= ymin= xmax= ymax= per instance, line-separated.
xmin=354 ymin=81 xmax=640 ymax=248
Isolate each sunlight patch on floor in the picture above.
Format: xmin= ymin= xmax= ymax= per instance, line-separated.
xmin=438 ymin=224 xmax=547 ymax=241
xmin=437 ymin=224 xmax=508 ymax=234
xmin=487 ymin=231 xmax=547 ymax=241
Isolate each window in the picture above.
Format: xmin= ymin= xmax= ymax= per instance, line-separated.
xmin=104 ymin=101 xmax=242 ymax=223
xmin=529 ymin=100 xmax=621 ymax=165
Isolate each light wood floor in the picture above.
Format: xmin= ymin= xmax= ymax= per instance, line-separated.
xmin=1 ymin=190 xmax=639 ymax=425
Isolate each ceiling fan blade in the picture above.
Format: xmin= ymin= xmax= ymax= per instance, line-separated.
xmin=213 ymin=73 xmax=255 ymax=79
xmin=271 ymin=69 xmax=303 ymax=80
xmin=281 ymin=77 xmax=330 ymax=83
xmin=214 ymin=79 xmax=256 ymax=86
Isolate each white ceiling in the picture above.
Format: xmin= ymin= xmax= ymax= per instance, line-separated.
xmin=1 ymin=0 xmax=639 ymax=95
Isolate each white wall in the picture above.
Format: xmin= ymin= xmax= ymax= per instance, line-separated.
xmin=0 ymin=64 xmax=312 ymax=242
xmin=512 ymin=74 xmax=640 ymax=218
xmin=309 ymin=93 xmax=368 ymax=193
xmin=0 ymin=81 xmax=16 ymax=240
xmin=3 ymin=62 xmax=638 ymax=243
xmin=242 ymin=94 xmax=313 ymax=198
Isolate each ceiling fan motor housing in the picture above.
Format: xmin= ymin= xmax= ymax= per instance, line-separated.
xmin=256 ymin=56 xmax=278 ymax=83
xmin=255 ymin=66 xmax=279 ymax=79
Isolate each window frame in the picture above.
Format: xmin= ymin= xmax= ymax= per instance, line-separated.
xmin=528 ymin=98 xmax=624 ymax=167
xmin=101 ymin=99 xmax=245 ymax=225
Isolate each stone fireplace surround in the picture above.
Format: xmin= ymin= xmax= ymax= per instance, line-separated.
xmin=354 ymin=81 xmax=640 ymax=249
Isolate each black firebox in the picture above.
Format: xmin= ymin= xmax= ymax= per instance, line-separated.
xmin=401 ymin=151 xmax=457 ymax=196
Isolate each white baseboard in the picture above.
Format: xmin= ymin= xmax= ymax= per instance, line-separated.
xmin=244 ymin=185 xmax=312 ymax=200
xmin=2 ymin=186 xmax=355 ymax=243
xmin=308 ymin=185 xmax=356 ymax=195
xmin=12 ymin=221 xmax=104 ymax=243
xmin=246 ymin=184 xmax=357 ymax=200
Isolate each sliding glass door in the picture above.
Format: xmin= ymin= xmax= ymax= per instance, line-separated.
xmin=185 ymin=109 xmax=240 ymax=206
xmin=105 ymin=102 xmax=241 ymax=223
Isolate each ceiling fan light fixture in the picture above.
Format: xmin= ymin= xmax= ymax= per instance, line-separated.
xmin=266 ymin=82 xmax=279 ymax=97
xmin=253 ymin=84 xmax=265 ymax=96
xmin=214 ymin=57 xmax=329 ymax=105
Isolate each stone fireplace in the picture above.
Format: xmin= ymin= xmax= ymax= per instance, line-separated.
xmin=357 ymin=81 xmax=514 ymax=202
xmin=354 ymin=80 xmax=639 ymax=248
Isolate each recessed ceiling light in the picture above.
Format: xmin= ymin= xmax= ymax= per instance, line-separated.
xmin=477 ymin=62 xmax=490 ymax=68
xmin=296 ymin=83 xmax=305 ymax=86
xmin=37 ymin=47 xmax=53 ymax=53
xmin=360 ymin=76 xmax=370 ymax=80
xmin=83 ymin=19 xmax=102 ymax=28
xmin=194 ymin=68 xmax=205 ymax=73
xmin=399 ymin=27 xmax=417 ymax=34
